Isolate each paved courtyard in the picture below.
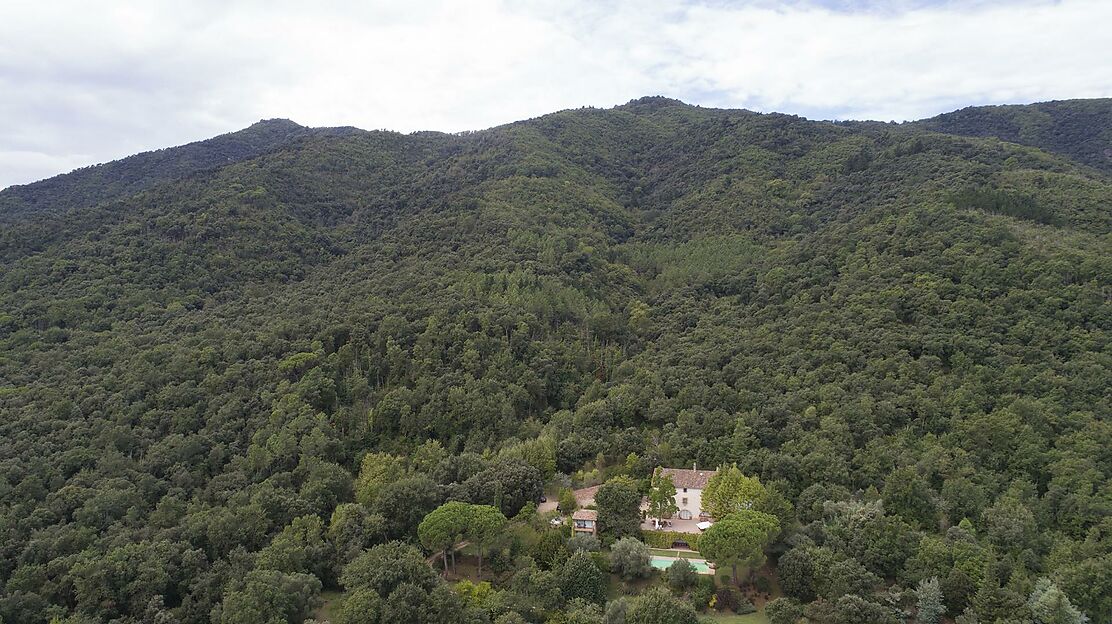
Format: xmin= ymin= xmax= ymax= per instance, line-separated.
xmin=641 ymin=516 xmax=707 ymax=534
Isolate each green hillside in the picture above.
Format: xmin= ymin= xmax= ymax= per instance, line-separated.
xmin=0 ymin=97 xmax=1108 ymax=623
xmin=910 ymin=98 xmax=1112 ymax=175
xmin=0 ymin=119 xmax=359 ymax=221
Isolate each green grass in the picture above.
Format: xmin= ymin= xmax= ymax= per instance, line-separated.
xmin=313 ymin=590 xmax=344 ymax=623
xmin=649 ymin=548 xmax=702 ymax=558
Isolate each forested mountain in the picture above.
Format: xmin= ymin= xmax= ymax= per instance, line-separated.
xmin=908 ymin=98 xmax=1112 ymax=175
xmin=0 ymin=96 xmax=1109 ymax=624
xmin=0 ymin=119 xmax=358 ymax=221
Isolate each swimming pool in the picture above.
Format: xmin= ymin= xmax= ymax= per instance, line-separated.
xmin=650 ymin=556 xmax=713 ymax=574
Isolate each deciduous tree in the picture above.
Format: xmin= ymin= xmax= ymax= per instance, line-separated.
xmin=340 ymin=541 xmax=437 ymax=597
xmin=647 ymin=469 xmax=678 ymax=527
xmin=702 ymin=465 xmax=767 ymax=520
xmin=625 ymin=588 xmax=699 ymax=624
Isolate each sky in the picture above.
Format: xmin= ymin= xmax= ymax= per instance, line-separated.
xmin=1 ymin=0 xmax=1109 ymax=189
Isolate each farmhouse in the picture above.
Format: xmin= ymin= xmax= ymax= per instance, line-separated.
xmin=658 ymin=467 xmax=716 ymax=521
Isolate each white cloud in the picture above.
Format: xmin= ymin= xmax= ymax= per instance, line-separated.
xmin=1 ymin=0 xmax=1109 ymax=188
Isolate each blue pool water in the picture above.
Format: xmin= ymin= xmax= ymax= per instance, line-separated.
xmin=650 ymin=556 xmax=712 ymax=574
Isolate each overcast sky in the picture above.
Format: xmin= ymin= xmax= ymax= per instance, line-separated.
xmin=1 ymin=0 xmax=1109 ymax=189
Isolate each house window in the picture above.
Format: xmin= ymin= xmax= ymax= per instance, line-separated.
xmin=682 ymin=497 xmax=688 ymax=505
xmin=682 ymin=487 xmax=688 ymax=493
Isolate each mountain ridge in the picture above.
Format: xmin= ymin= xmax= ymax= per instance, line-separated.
xmin=0 ymin=118 xmax=362 ymax=219
xmin=0 ymin=95 xmax=1109 ymax=623
xmin=5 ymin=96 xmax=1110 ymax=214
xmin=908 ymin=97 xmax=1112 ymax=175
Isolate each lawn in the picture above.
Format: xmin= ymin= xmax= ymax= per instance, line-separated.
xmin=649 ymin=548 xmax=702 ymax=558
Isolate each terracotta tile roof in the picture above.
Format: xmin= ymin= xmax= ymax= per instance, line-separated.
xmin=659 ymin=468 xmax=717 ymax=490
xmin=572 ymin=509 xmax=598 ymax=520
xmin=573 ymin=485 xmax=599 ymax=505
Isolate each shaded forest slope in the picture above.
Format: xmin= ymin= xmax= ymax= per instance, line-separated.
xmin=0 ymin=96 xmax=1109 ymax=623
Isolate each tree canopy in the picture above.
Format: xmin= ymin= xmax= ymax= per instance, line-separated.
xmin=595 ymin=476 xmax=643 ymax=539
xmin=647 ymin=469 xmax=679 ymax=525
xmin=0 ymin=96 xmax=1108 ymax=622
xmin=702 ymin=465 xmax=768 ymax=519
xmin=699 ymin=510 xmax=780 ymax=584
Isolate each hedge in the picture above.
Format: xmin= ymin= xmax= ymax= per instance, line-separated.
xmin=643 ymin=530 xmax=701 ymax=551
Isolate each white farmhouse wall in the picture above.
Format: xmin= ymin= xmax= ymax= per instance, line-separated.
xmin=675 ymin=486 xmax=705 ymax=518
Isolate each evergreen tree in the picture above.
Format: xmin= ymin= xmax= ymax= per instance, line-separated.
xmin=610 ymin=537 xmax=652 ymax=581
xmin=1027 ymin=578 xmax=1088 ymax=624
xmin=778 ymin=547 xmax=817 ymax=602
xmin=465 ymin=504 xmax=507 ymax=580
xmin=418 ymin=502 xmax=470 ymax=574
xmin=699 ymin=510 xmax=779 ymax=585
xmin=559 ymin=551 xmax=607 ymax=605
xmin=595 ymin=477 xmax=642 ymax=539
xmin=917 ymin=577 xmax=946 ymax=624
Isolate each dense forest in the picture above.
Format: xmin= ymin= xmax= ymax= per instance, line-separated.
xmin=0 ymin=96 xmax=1108 ymax=624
